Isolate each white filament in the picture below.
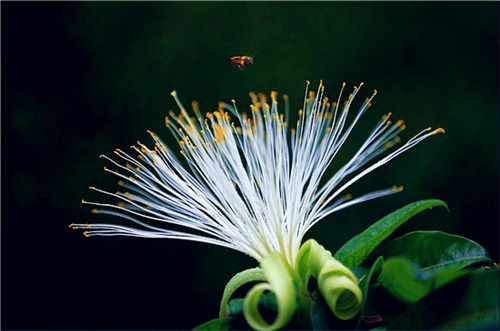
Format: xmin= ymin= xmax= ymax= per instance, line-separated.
xmin=74 ymin=82 xmax=442 ymax=266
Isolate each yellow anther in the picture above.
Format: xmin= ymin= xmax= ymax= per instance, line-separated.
xmin=117 ymin=202 xmax=124 ymax=207
xmin=83 ymin=231 xmax=90 ymax=238
xmin=99 ymin=154 xmax=105 ymax=158
xmin=373 ymin=89 xmax=378 ymax=95
xmin=346 ymin=193 xmax=353 ymax=200
xmin=231 ymin=99 xmax=236 ymax=104
xmin=342 ymin=82 xmax=346 ymax=87
xmin=431 ymin=127 xmax=446 ymax=135
xmin=283 ymin=94 xmax=288 ymax=100
xmin=306 ymin=80 xmax=310 ymax=85
xmin=394 ymin=136 xmax=402 ymax=143
xmin=91 ymin=208 xmax=98 ymax=213
xmin=384 ymin=142 xmax=393 ymax=148
xmin=327 ymin=127 xmax=332 ymax=132
xmin=69 ymin=223 xmax=75 ymax=228
xmin=392 ymin=185 xmax=404 ymax=192
xmin=291 ymin=128 xmax=296 ymax=135
xmin=168 ymin=110 xmax=175 ymax=117
xmin=396 ymin=120 xmax=404 ymax=127
xmin=89 ymin=186 xmax=95 ymax=190
xmin=401 ymin=124 xmax=406 ymax=130
xmin=387 ymin=121 xmax=392 ymax=126
xmin=81 ymin=199 xmax=86 ymax=204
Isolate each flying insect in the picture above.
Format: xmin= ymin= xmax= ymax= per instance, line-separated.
xmin=230 ymin=56 xmax=253 ymax=69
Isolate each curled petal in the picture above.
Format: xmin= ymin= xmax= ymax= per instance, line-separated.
xmin=297 ymin=239 xmax=362 ymax=320
xmin=243 ymin=252 xmax=297 ymax=330
xmin=219 ymin=267 xmax=265 ymax=318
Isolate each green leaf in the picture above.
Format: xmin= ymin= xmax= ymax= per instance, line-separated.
xmin=356 ymin=256 xmax=384 ymax=329
xmin=192 ymin=316 xmax=234 ymax=330
xmin=310 ymin=290 xmax=358 ymax=330
xmin=350 ymin=266 xmax=369 ymax=281
xmin=375 ymin=231 xmax=490 ymax=275
xmin=228 ymin=298 xmax=245 ymax=316
xmin=219 ymin=267 xmax=265 ymax=318
xmin=381 ymin=269 xmax=499 ymax=329
xmin=334 ymin=199 xmax=448 ymax=267
xmin=380 ymin=257 xmax=469 ymax=303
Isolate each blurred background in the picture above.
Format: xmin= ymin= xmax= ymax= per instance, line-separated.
xmin=2 ymin=2 xmax=498 ymax=329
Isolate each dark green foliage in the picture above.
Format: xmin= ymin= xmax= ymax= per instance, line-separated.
xmin=194 ymin=201 xmax=498 ymax=330
xmin=335 ymin=200 xmax=448 ymax=267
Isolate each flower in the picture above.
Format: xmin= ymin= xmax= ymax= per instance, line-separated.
xmin=72 ymin=80 xmax=444 ymax=268
xmin=72 ymin=80 xmax=444 ymax=329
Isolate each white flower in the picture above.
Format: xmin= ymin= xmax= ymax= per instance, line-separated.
xmin=73 ymin=81 xmax=444 ymax=267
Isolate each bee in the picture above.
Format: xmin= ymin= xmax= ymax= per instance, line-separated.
xmin=230 ymin=56 xmax=253 ymax=69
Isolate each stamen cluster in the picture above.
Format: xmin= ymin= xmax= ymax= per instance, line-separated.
xmin=72 ymin=81 xmax=444 ymax=267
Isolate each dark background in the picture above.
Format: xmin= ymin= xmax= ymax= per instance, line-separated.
xmin=2 ymin=2 xmax=498 ymax=330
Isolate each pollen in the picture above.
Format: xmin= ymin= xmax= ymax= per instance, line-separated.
xmin=431 ymin=127 xmax=446 ymax=135
xmin=392 ymin=185 xmax=404 ymax=192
